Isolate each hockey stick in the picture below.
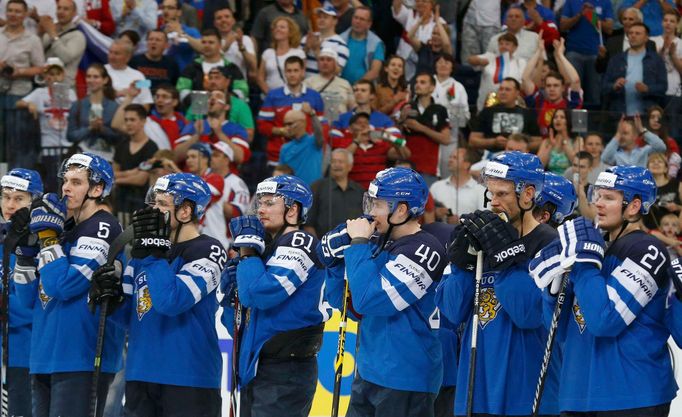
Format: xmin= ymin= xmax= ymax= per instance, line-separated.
xmin=531 ymin=271 xmax=569 ymax=416
xmin=230 ymin=290 xmax=242 ymax=417
xmin=466 ymin=251 xmax=484 ymax=417
xmin=331 ymin=278 xmax=350 ymax=417
xmin=89 ymin=225 xmax=134 ymax=417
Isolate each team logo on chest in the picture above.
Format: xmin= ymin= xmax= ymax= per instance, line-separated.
xmin=135 ymin=272 xmax=152 ymax=321
xmin=572 ymin=298 xmax=586 ymax=334
xmin=38 ymin=281 xmax=51 ymax=309
xmin=478 ymin=273 xmax=500 ymax=329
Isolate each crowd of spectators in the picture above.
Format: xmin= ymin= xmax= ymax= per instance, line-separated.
xmin=1 ymin=0 xmax=682 ymax=252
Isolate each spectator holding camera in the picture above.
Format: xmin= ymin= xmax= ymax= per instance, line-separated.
xmin=105 ymin=39 xmax=154 ymax=106
xmin=602 ymin=114 xmax=666 ymax=167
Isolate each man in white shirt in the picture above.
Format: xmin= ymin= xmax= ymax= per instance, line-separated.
xmin=430 ymin=146 xmax=486 ymax=223
xmin=304 ymin=48 xmax=354 ymax=119
xmin=105 ymin=39 xmax=153 ymax=106
xmin=487 ymin=6 xmax=539 ymax=62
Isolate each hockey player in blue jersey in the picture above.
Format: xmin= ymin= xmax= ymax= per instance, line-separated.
xmin=533 ymin=172 xmax=577 ymax=226
xmin=93 ymin=173 xmax=228 ymax=416
xmin=665 ymin=257 xmax=682 ymax=348
xmin=319 ymin=167 xmax=447 ymax=417
xmin=435 ymin=151 xmax=560 ymax=416
xmin=15 ymin=153 xmax=124 ymax=417
xmin=0 ymin=168 xmax=43 ymax=417
xmin=224 ymin=174 xmax=330 ymax=417
xmin=531 ymin=165 xmax=677 ymax=416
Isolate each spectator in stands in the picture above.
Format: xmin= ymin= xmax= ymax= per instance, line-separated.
xmin=331 ymin=0 xmax=353 ymax=34
xmin=642 ymin=152 xmax=682 ymax=232
xmin=469 ymin=132 xmax=532 ymax=180
xmin=130 ymin=30 xmax=180 ymax=90
xmin=469 ymin=77 xmax=541 ymax=152
xmin=110 ymin=0 xmax=158 ymax=40
xmin=118 ymin=28 xmax=141 ymax=48
xmin=518 ymin=0 xmax=556 ymax=31
xmin=301 ymin=6 xmax=349 ymax=77
xmin=0 ymin=0 xmax=55 ymax=35
xmin=204 ymin=66 xmax=254 ymax=142
xmin=278 ymin=108 xmax=324 ymax=185
xmin=564 ymin=133 xmax=609 ymax=185
xmin=0 ymin=0 xmax=45 ymax=167
xmin=39 ymin=0 xmax=85 ymax=90
xmin=272 ymin=163 xmax=294 ymax=176
xmin=257 ymin=55 xmax=325 ymax=167
xmin=488 ymin=6 xmax=539 ymax=62
xmin=622 ymin=0 xmax=676 ymax=36
xmin=603 ymin=22 xmax=668 ymax=116
xmin=110 ymin=81 xmax=170 ymax=149
xmin=408 ymin=9 xmax=453 ymax=77
xmin=331 ymin=79 xmax=402 ymax=143
xmin=469 ymin=33 xmax=527 ymax=111
xmin=460 ymin=0 xmax=501 ymax=64
xmin=83 ymin=0 xmax=115 ymax=35
xmin=67 ymin=63 xmax=121 ymax=161
xmin=602 ymin=114 xmax=667 ymax=166
xmin=430 ymin=147 xmax=486 ymax=224
xmin=202 ymin=141 xmax=250 ymax=250
xmin=144 ymin=84 xmax=188 ymax=149
xmin=113 ymin=103 xmax=159 ymax=214
xmin=375 ymin=55 xmax=409 ymax=117
xmin=573 ymin=150 xmax=597 ymax=219
xmin=652 ymin=10 xmax=682 ymax=140
xmin=341 ymin=112 xmax=410 ymax=189
xmin=523 ymin=37 xmax=583 ymax=135
xmin=537 ymin=108 xmax=580 ymax=174
xmin=176 ymin=88 xmax=250 ymax=167
xmin=250 ymin=0 xmax=309 ymax=54
xmin=159 ymin=0 xmax=201 ymax=72
xmin=595 ymin=7 xmax=648 ymax=73
xmin=560 ymin=0 xmax=614 ymax=108
xmin=105 ymin=39 xmax=154 ymax=106
xmin=643 ymin=104 xmax=681 ymax=176
xmin=398 ymin=72 xmax=450 ymax=185
xmin=305 ymin=148 xmax=364 ymax=237
xmin=432 ymin=53 xmax=469 ymax=178
xmin=304 ymin=48 xmax=354 ymax=117
xmin=339 ymin=6 xmax=384 ymax=84
xmin=392 ymin=0 xmax=446 ymax=80
xmin=210 ymin=6 xmax=257 ymax=80
xmin=256 ymin=16 xmax=305 ymax=93
xmin=177 ymin=28 xmax=248 ymax=100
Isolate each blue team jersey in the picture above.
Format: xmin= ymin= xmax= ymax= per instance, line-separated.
xmin=0 ymin=237 xmax=34 ymax=368
xmin=124 ymin=234 xmax=226 ymax=389
xmin=327 ymin=230 xmax=447 ymax=393
xmin=666 ymin=294 xmax=682 ymax=348
xmin=436 ymin=223 xmax=559 ymax=415
xmin=223 ymin=230 xmax=330 ymax=387
xmin=554 ymin=231 xmax=677 ymax=411
xmin=15 ymin=211 xmax=125 ymax=374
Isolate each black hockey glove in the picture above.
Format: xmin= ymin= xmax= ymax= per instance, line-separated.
xmin=461 ymin=210 xmax=525 ymax=271
xmin=131 ymin=207 xmax=171 ymax=259
xmin=448 ymin=225 xmax=477 ymax=272
xmin=7 ymin=207 xmax=38 ymax=257
xmin=88 ymin=262 xmax=124 ymax=315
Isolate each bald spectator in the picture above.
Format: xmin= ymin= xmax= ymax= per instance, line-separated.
xmin=39 ymin=0 xmax=86 ymax=89
xmin=110 ymin=0 xmax=158 ymax=41
xmin=105 ymin=39 xmax=153 ymax=106
xmin=621 ymin=0 xmax=676 ymax=36
xmin=278 ymin=107 xmax=324 ymax=185
xmin=487 ymin=6 xmax=539 ymax=62
xmin=129 ymin=30 xmax=181 ymax=89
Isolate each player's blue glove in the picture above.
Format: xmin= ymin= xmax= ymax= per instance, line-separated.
xmin=448 ymin=225 xmax=477 ymax=272
xmin=229 ymin=215 xmax=265 ymax=255
xmin=461 ymin=210 xmax=525 ymax=271
xmin=320 ymin=222 xmax=351 ymax=257
xmin=29 ymin=193 xmax=66 ymax=236
xmin=668 ymin=257 xmax=682 ymax=301
xmin=220 ymin=258 xmax=240 ymax=307
xmin=558 ymin=216 xmax=605 ymax=270
xmin=529 ymin=239 xmax=566 ymax=296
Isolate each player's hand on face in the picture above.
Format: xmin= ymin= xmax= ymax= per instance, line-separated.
xmin=346 ymin=217 xmax=376 ymax=239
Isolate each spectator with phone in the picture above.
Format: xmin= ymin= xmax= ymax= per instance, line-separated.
xmin=602 ymin=114 xmax=666 ymax=167
xmin=105 ymin=39 xmax=154 ymax=107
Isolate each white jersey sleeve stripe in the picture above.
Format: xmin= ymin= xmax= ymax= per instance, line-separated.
xmin=181 ymin=258 xmax=221 ymax=294
xmin=74 ymin=263 xmax=96 ymax=281
xmin=122 ymin=283 xmax=133 ymax=295
xmin=318 ymin=282 xmax=332 ymax=321
xmin=381 ymin=275 xmax=410 ymax=311
xmin=611 ymin=257 xmax=658 ymax=308
xmin=177 ymin=274 xmax=202 ymax=304
xmin=70 ymin=236 xmax=109 ymax=265
xmin=607 ymin=285 xmax=637 ymax=325
xmin=273 ymin=274 xmax=296 ymax=295
xmin=266 ymin=246 xmax=314 ymax=284
xmin=385 ymin=254 xmax=433 ymax=300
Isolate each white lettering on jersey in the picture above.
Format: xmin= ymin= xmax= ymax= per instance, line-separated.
xmin=612 ymin=257 xmax=659 ymax=307
xmin=266 ymin=246 xmax=315 ymax=284
xmin=386 ymin=254 xmax=433 ymax=300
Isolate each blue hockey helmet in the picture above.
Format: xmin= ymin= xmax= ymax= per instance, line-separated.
xmin=149 ymin=173 xmax=212 ymax=219
xmin=482 ymin=151 xmax=545 ymax=195
xmin=536 ymin=172 xmax=577 ymax=223
xmin=591 ymin=166 xmax=656 ymax=214
xmin=1 ymin=168 xmax=44 ymax=199
xmin=364 ymin=167 xmax=429 ymax=217
xmin=255 ymin=175 xmax=313 ymax=222
xmin=58 ymin=153 xmax=114 ymax=198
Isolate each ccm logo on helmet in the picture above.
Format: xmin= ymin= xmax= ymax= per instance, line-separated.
xmin=494 ymin=244 xmax=525 ymax=263
xmin=141 ymin=238 xmax=171 ymax=248
xmin=582 ymin=242 xmax=604 ymax=256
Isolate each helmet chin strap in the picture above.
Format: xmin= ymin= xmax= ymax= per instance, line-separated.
xmin=172 ymin=203 xmax=194 ymax=244
xmin=609 ymin=202 xmax=638 ymax=246
xmin=372 ymin=204 xmax=412 ymax=258
xmin=264 ymin=205 xmax=301 ymax=259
